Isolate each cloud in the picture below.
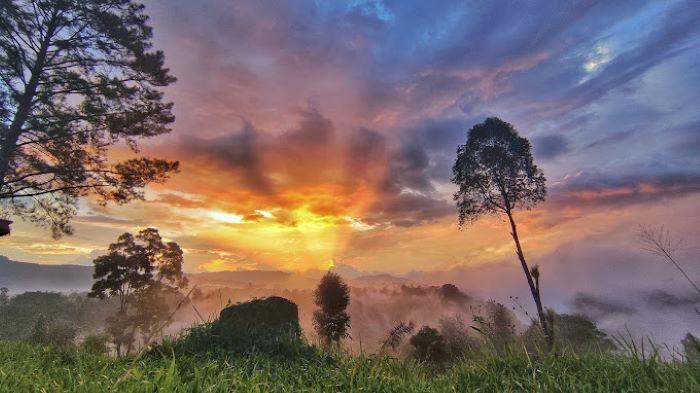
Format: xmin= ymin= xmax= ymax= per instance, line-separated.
xmin=643 ymin=289 xmax=700 ymax=309
xmin=570 ymin=293 xmax=636 ymax=320
xmin=533 ymin=133 xmax=571 ymax=159
xmin=10 ymin=0 xmax=700 ymax=318
xmin=550 ymin=172 xmax=700 ymax=209
xmin=583 ymin=129 xmax=635 ymax=150
xmin=182 ymin=121 xmax=272 ymax=194
xmin=670 ymin=119 xmax=700 ymax=154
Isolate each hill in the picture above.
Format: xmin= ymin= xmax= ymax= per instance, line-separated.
xmin=0 ymin=256 xmax=93 ymax=293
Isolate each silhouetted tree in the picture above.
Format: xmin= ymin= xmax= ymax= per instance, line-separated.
xmin=452 ymin=117 xmax=551 ymax=348
xmin=313 ymin=271 xmax=351 ymax=348
xmin=0 ymin=291 xmax=114 ymax=342
xmin=438 ymin=316 xmax=479 ymax=360
xmin=89 ymin=227 xmax=187 ymax=355
xmin=523 ymin=311 xmax=615 ymax=354
xmin=682 ymin=333 xmax=700 ymax=362
xmin=0 ymin=287 xmax=8 ymax=306
xmin=29 ymin=314 xmax=77 ymax=347
xmin=472 ymin=300 xmax=516 ymax=351
xmin=410 ymin=326 xmax=446 ymax=363
xmin=0 ymin=0 xmax=178 ymax=237
xmin=81 ymin=333 xmax=109 ymax=354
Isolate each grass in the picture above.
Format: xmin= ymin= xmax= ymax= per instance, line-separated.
xmin=0 ymin=340 xmax=699 ymax=392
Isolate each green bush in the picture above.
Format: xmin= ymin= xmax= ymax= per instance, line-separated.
xmin=80 ymin=333 xmax=109 ymax=355
xmin=410 ymin=326 xmax=447 ymax=363
xmin=29 ymin=315 xmax=77 ymax=347
xmin=152 ymin=296 xmax=311 ymax=358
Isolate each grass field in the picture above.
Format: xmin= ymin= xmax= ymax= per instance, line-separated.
xmin=0 ymin=341 xmax=699 ymax=392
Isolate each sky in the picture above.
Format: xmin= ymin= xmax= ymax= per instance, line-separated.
xmin=3 ymin=0 xmax=700 ymax=322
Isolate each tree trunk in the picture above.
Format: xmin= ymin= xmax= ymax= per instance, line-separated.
xmin=505 ymin=209 xmax=553 ymax=350
xmin=0 ymin=12 xmax=57 ymax=193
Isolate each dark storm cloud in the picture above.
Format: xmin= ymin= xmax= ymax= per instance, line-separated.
xmin=570 ymin=293 xmax=636 ymax=320
xmin=533 ymin=134 xmax=571 ymax=159
xmin=670 ymin=119 xmax=700 ymax=154
xmin=345 ymin=127 xmax=387 ymax=178
xmin=401 ymin=117 xmax=475 ymax=183
xmin=365 ymin=192 xmax=454 ymax=228
xmin=281 ymin=106 xmax=334 ymax=148
xmin=643 ymin=290 xmax=700 ymax=309
xmin=584 ymin=129 xmax=636 ymax=150
xmin=365 ymin=142 xmax=454 ymax=227
xmin=182 ymin=122 xmax=273 ymax=194
xmin=382 ymin=144 xmax=433 ymax=193
xmin=551 ymin=172 xmax=700 ymax=209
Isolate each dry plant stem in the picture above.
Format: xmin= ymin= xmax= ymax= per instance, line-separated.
xmin=663 ymin=252 xmax=700 ymax=294
xmin=139 ymin=285 xmax=198 ymax=355
xmin=639 ymin=226 xmax=700 ymax=294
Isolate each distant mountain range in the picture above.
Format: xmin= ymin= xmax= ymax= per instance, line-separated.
xmin=0 ymin=256 xmax=93 ymax=293
xmin=0 ymin=255 xmax=411 ymax=294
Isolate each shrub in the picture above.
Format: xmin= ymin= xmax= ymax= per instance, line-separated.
xmin=523 ymin=311 xmax=615 ymax=354
xmin=153 ymin=296 xmax=308 ymax=358
xmin=410 ymin=326 xmax=447 ymax=363
xmin=438 ymin=316 xmax=480 ymax=360
xmin=81 ymin=333 xmax=110 ymax=355
xmin=29 ymin=315 xmax=77 ymax=347
xmin=682 ymin=333 xmax=700 ymax=362
xmin=472 ymin=301 xmax=516 ymax=351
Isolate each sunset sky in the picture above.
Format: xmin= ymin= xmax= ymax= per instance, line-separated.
xmin=3 ymin=0 xmax=700 ymax=302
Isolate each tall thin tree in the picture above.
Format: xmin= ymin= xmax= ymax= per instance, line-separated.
xmin=452 ymin=117 xmax=552 ymax=349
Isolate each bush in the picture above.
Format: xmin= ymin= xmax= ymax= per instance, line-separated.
xmin=410 ymin=326 xmax=447 ymax=363
xmin=471 ymin=301 xmax=516 ymax=351
xmin=682 ymin=333 xmax=700 ymax=362
xmin=81 ymin=333 xmax=109 ymax=354
xmin=153 ymin=296 xmax=309 ymax=358
xmin=438 ymin=316 xmax=480 ymax=360
xmin=522 ymin=311 xmax=615 ymax=354
xmin=29 ymin=315 xmax=77 ymax=347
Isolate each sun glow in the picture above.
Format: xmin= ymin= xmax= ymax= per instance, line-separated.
xmin=208 ymin=211 xmax=244 ymax=224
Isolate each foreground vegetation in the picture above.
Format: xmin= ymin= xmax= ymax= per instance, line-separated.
xmin=0 ymin=341 xmax=698 ymax=393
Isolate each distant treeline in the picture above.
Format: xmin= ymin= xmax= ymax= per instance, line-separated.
xmin=0 ymin=290 xmax=116 ymax=344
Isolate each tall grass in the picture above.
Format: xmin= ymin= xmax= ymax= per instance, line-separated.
xmin=0 ymin=340 xmax=699 ymax=392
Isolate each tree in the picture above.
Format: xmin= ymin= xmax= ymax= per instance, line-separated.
xmin=682 ymin=333 xmax=700 ymax=363
xmin=409 ymin=326 xmax=446 ymax=363
xmin=452 ymin=117 xmax=552 ymax=348
xmin=438 ymin=316 xmax=479 ymax=360
xmin=471 ymin=300 xmax=516 ymax=351
xmin=522 ymin=311 xmax=615 ymax=354
xmin=29 ymin=313 xmax=77 ymax=347
xmin=313 ymin=271 xmax=351 ymax=348
xmin=0 ymin=0 xmax=178 ymax=237
xmin=0 ymin=287 xmax=8 ymax=305
xmin=88 ymin=227 xmax=187 ymax=355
